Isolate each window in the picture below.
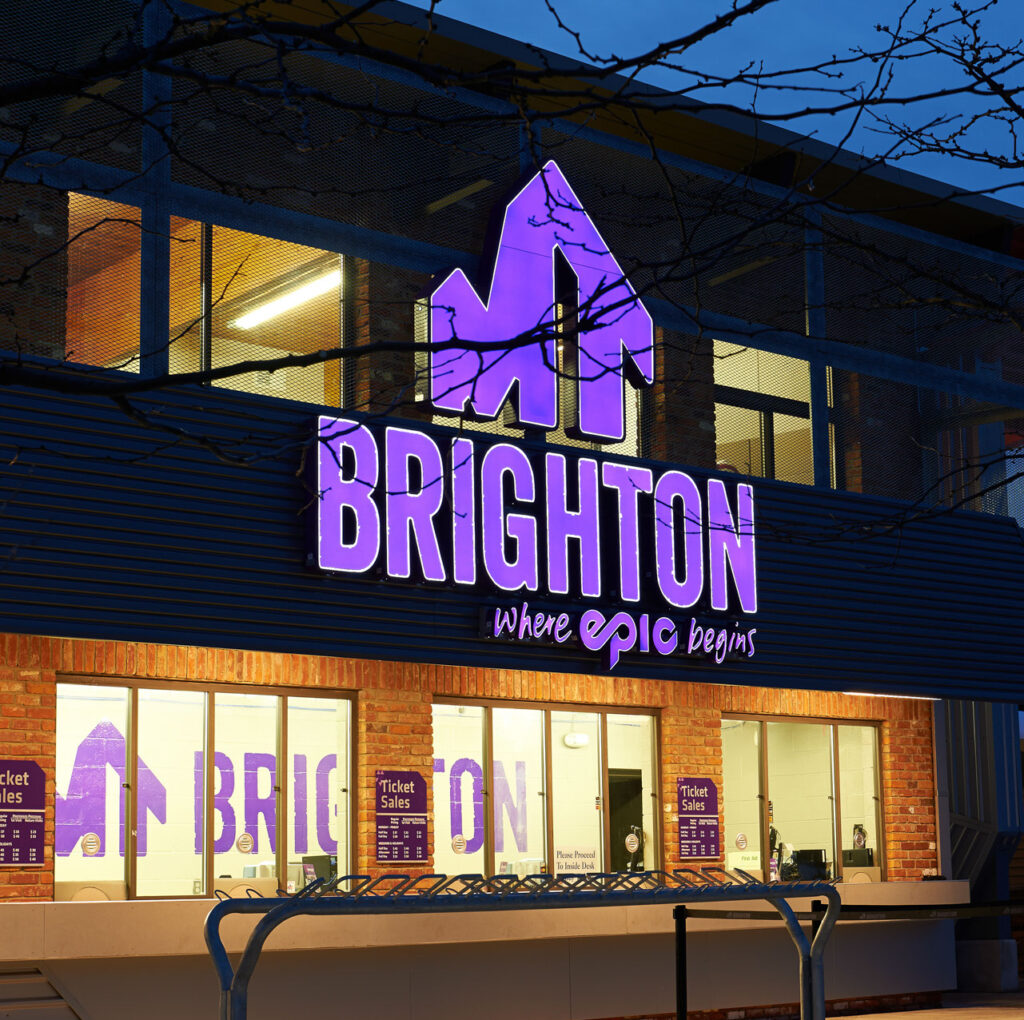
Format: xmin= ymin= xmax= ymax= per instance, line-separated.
xmin=432 ymin=701 xmax=658 ymax=875
xmin=714 ymin=341 xmax=812 ymax=485
xmin=54 ymin=680 xmax=352 ymax=899
xmin=169 ymin=219 xmax=344 ymax=405
xmin=66 ymin=193 xmax=142 ymax=372
xmin=721 ymin=716 xmax=883 ymax=881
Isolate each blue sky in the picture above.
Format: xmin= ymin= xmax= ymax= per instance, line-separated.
xmin=408 ymin=0 xmax=1023 ymax=207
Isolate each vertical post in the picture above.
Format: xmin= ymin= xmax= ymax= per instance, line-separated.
xmin=140 ymin=0 xmax=172 ymax=379
xmin=804 ymin=207 xmax=830 ymax=489
xmin=674 ymin=903 xmax=687 ymax=1020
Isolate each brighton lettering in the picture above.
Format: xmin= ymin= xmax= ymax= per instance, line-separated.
xmin=55 ymin=724 xmax=338 ymax=858
xmin=317 ymin=420 xmax=757 ymax=615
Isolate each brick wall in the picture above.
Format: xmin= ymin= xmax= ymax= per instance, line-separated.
xmin=0 ymin=634 xmax=937 ymax=900
xmin=0 ymin=182 xmax=67 ymax=360
xmin=0 ymin=638 xmax=56 ymax=902
xmin=647 ymin=327 xmax=717 ymax=469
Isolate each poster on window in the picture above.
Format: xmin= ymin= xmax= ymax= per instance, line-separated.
xmin=677 ymin=777 xmax=719 ymax=859
xmin=375 ymin=770 xmax=428 ymax=862
xmin=0 ymin=759 xmax=45 ymax=867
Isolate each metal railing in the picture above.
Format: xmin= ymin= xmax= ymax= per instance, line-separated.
xmin=204 ymin=869 xmax=841 ymax=1020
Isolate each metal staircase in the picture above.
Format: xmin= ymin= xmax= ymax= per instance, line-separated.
xmin=0 ymin=965 xmax=79 ymax=1020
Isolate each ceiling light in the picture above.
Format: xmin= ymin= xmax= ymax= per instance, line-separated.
xmin=234 ymin=269 xmax=341 ymax=330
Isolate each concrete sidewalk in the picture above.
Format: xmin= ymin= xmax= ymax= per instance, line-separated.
xmin=843 ymin=991 xmax=1024 ymax=1019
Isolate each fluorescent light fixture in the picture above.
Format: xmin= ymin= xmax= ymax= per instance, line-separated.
xmin=234 ymin=269 xmax=341 ymax=329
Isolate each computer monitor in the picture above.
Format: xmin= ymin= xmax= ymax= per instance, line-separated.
xmin=302 ymin=854 xmax=334 ymax=880
xmin=793 ymin=849 xmax=829 ymax=880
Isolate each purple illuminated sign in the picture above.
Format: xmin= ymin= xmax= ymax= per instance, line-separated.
xmin=428 ymin=160 xmax=654 ymax=442
xmin=314 ymin=161 xmax=759 ymax=671
xmin=0 ymin=759 xmax=44 ymax=867
xmin=677 ymin=777 xmax=719 ymax=860
xmin=375 ymin=770 xmax=428 ymax=863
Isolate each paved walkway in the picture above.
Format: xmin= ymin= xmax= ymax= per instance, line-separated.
xmin=844 ymin=991 xmax=1024 ymax=1019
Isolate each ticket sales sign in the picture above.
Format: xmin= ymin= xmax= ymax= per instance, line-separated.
xmin=0 ymin=759 xmax=44 ymax=867
xmin=316 ymin=162 xmax=758 ymax=672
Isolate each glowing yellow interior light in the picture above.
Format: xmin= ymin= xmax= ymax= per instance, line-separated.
xmin=233 ymin=269 xmax=341 ymax=329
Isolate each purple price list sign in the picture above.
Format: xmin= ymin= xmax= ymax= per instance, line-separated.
xmin=677 ymin=777 xmax=720 ymax=860
xmin=0 ymin=760 xmax=45 ymax=868
xmin=375 ymin=770 xmax=428 ymax=863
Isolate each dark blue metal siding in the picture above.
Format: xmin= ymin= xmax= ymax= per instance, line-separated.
xmin=0 ymin=384 xmax=1021 ymax=701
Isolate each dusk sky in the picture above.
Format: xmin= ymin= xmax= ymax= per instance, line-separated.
xmin=408 ymin=0 xmax=1023 ymax=207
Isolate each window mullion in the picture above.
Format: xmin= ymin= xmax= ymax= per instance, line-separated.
xmin=544 ymin=712 xmax=554 ymax=875
xmin=483 ymin=707 xmax=495 ymax=876
xmin=126 ymin=687 xmax=139 ymax=898
xmin=206 ymin=693 xmax=216 ymax=898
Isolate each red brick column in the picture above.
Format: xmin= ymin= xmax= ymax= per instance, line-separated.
xmin=0 ymin=662 xmax=55 ymax=902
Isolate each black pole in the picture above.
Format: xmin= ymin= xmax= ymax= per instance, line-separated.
xmin=674 ymin=903 xmax=687 ymax=1020
xmin=811 ymin=898 xmax=824 ymax=943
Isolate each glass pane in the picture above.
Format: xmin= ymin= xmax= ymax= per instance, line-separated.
xmin=715 ymin=403 xmax=764 ymax=477
xmin=213 ymin=692 xmax=279 ymax=883
xmin=432 ymin=704 xmax=485 ymax=875
xmin=168 ymin=222 xmax=342 ymax=405
xmin=135 ymin=689 xmax=207 ymax=897
xmin=55 ymin=684 xmax=130 ymax=894
xmin=722 ymin=719 xmax=763 ymax=876
xmin=714 ymin=341 xmax=810 ymax=401
xmin=66 ymin=193 xmax=141 ymax=372
xmin=606 ymin=714 xmax=656 ymax=871
xmin=551 ymin=711 xmax=602 ymax=874
xmin=492 ymin=708 xmax=546 ymax=876
xmin=774 ymin=412 xmax=813 ymax=485
xmin=286 ymin=697 xmax=350 ymax=891
xmin=766 ymin=721 xmax=836 ymax=881
xmin=838 ymin=726 xmax=880 ymax=873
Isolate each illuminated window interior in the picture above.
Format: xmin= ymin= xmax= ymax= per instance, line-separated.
xmin=169 ymin=220 xmax=343 ymax=405
xmin=722 ymin=716 xmax=882 ymax=882
xmin=55 ymin=681 xmax=351 ymax=900
xmin=714 ymin=340 xmax=812 ymax=484
xmin=432 ymin=702 xmax=657 ymax=875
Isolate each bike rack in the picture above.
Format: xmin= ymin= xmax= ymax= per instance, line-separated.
xmin=204 ymin=869 xmax=840 ymax=1020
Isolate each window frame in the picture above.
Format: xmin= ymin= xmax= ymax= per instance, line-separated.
xmin=55 ymin=674 xmax=357 ymax=900
xmin=433 ymin=696 xmax=661 ymax=875
xmin=721 ymin=712 xmax=886 ymax=881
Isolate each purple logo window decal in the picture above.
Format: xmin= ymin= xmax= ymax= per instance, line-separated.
xmin=427 ymin=160 xmax=654 ymax=442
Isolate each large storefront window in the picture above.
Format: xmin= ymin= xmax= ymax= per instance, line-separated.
xmin=722 ymin=715 xmax=882 ymax=881
xmin=432 ymin=702 xmax=658 ymax=875
xmin=54 ymin=680 xmax=352 ymax=900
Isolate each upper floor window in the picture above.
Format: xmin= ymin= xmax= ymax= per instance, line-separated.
xmin=169 ymin=220 xmax=344 ymax=405
xmin=714 ymin=340 xmax=812 ymax=484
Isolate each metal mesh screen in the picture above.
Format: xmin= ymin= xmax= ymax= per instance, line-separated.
xmin=0 ymin=0 xmax=142 ymax=174
xmin=829 ymin=369 xmax=1019 ymax=514
xmin=823 ymin=213 xmax=1023 ymax=373
xmin=540 ymin=127 xmax=807 ymax=334
xmin=170 ymin=41 xmax=520 ymax=253
xmin=0 ymin=185 xmax=141 ymax=372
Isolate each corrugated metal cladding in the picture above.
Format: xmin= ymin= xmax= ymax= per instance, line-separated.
xmin=0 ymin=384 xmax=1021 ymax=702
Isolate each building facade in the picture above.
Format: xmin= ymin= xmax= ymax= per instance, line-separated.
xmin=0 ymin=2 xmax=1023 ymax=1018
